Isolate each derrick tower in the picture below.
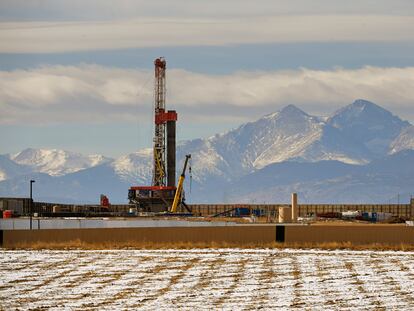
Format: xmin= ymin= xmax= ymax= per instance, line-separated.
xmin=152 ymin=57 xmax=177 ymax=187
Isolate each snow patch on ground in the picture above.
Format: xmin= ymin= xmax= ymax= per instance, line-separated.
xmin=1 ymin=249 xmax=414 ymax=310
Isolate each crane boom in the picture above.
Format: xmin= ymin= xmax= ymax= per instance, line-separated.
xmin=170 ymin=154 xmax=191 ymax=213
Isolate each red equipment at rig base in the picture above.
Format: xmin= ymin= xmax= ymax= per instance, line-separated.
xmin=128 ymin=57 xmax=178 ymax=212
xmin=100 ymin=194 xmax=110 ymax=208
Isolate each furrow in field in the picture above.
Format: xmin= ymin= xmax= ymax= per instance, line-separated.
xmin=150 ymin=256 xmax=218 ymax=309
xmin=369 ymin=256 xmax=414 ymax=307
xmin=220 ymin=254 xmax=264 ymax=309
xmin=55 ymin=253 xmax=148 ymax=309
xmin=265 ymin=252 xmax=295 ymax=308
xmin=289 ymin=254 xmax=306 ymax=308
xmin=172 ymin=254 xmax=226 ymax=308
xmin=2 ymin=253 xmax=80 ymax=291
xmin=1 ymin=249 xmax=414 ymax=310
xmin=247 ymin=253 xmax=276 ymax=309
xmin=345 ymin=256 xmax=386 ymax=309
xmin=131 ymin=256 xmax=202 ymax=309
xmin=313 ymin=254 xmax=352 ymax=309
xmin=89 ymin=255 xmax=176 ymax=309
xmin=187 ymin=252 xmax=243 ymax=306
xmin=213 ymin=257 xmax=249 ymax=307
xmin=0 ymin=252 xmax=86 ymax=309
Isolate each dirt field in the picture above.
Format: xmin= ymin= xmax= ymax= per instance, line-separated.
xmin=1 ymin=249 xmax=414 ymax=310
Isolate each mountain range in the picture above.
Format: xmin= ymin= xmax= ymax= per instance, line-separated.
xmin=1 ymin=99 xmax=413 ymax=204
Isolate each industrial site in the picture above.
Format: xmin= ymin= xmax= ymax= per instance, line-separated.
xmin=1 ymin=57 xmax=413 ymax=250
xmin=1 ymin=56 xmax=414 ymax=249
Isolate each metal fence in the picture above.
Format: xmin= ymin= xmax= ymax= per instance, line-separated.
xmin=188 ymin=203 xmax=414 ymax=219
xmin=2 ymin=198 xmax=413 ymax=219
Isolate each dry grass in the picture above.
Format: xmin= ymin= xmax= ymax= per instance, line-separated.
xmin=27 ymin=268 xmax=76 ymax=292
xmin=5 ymin=239 xmax=414 ymax=251
xmin=344 ymin=260 xmax=384 ymax=310
xmin=214 ymin=258 xmax=248 ymax=306
xmin=291 ymin=257 xmax=304 ymax=307
xmin=344 ymin=262 xmax=354 ymax=271
xmin=369 ymin=258 xmax=414 ymax=305
xmin=157 ymin=258 xmax=200 ymax=294
xmin=9 ymin=257 xmax=78 ymax=290
xmin=260 ymin=255 xmax=276 ymax=283
xmin=315 ymin=258 xmax=351 ymax=309
xmin=344 ymin=261 xmax=367 ymax=296
xmin=254 ymin=255 xmax=275 ymax=307
xmin=92 ymin=259 xmax=172 ymax=307
xmin=12 ymin=260 xmax=44 ymax=271
xmin=192 ymin=257 xmax=226 ymax=292
xmin=315 ymin=258 xmax=328 ymax=280
xmin=63 ymin=270 xmax=97 ymax=288
xmin=129 ymin=257 xmax=202 ymax=308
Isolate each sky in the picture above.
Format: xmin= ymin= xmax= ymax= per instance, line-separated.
xmin=1 ymin=0 xmax=414 ymax=157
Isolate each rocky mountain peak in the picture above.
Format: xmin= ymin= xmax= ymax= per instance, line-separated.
xmin=329 ymin=99 xmax=406 ymax=127
xmin=279 ymin=104 xmax=308 ymax=116
xmin=327 ymin=99 xmax=410 ymax=155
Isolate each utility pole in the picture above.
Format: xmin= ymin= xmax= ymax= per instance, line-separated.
xmin=29 ymin=179 xmax=35 ymax=230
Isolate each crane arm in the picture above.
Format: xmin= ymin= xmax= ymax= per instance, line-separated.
xmin=170 ymin=154 xmax=191 ymax=213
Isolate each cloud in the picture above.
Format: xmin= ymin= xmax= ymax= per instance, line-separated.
xmin=1 ymin=64 xmax=414 ymax=125
xmin=1 ymin=1 xmax=413 ymax=21
xmin=1 ymin=15 xmax=414 ymax=53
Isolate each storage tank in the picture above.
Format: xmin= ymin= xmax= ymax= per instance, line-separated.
xmin=279 ymin=207 xmax=292 ymax=223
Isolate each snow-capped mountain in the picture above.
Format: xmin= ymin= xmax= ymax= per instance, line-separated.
xmin=0 ymin=155 xmax=32 ymax=181
xmin=389 ymin=125 xmax=414 ymax=154
xmin=1 ymin=99 xmax=413 ymax=204
xmin=327 ymin=99 xmax=410 ymax=156
xmin=111 ymin=149 xmax=152 ymax=184
xmin=179 ymin=105 xmax=330 ymax=183
xmin=177 ymin=100 xmax=407 ymax=184
xmin=9 ymin=148 xmax=112 ymax=176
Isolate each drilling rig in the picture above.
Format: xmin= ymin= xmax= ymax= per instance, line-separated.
xmin=128 ymin=58 xmax=189 ymax=213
